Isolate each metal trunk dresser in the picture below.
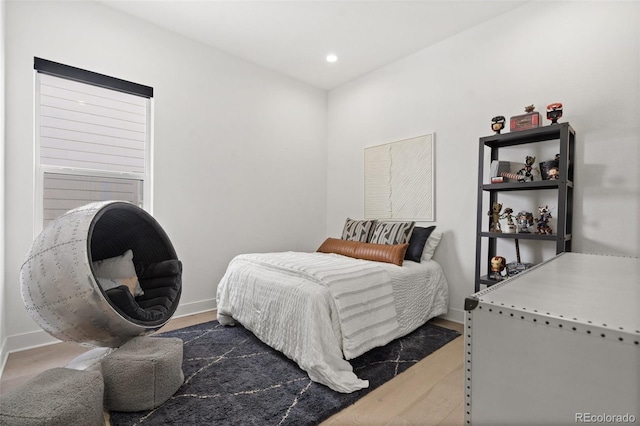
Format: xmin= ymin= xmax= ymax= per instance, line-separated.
xmin=464 ymin=252 xmax=639 ymax=425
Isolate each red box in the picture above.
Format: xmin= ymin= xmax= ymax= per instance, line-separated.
xmin=510 ymin=112 xmax=540 ymax=131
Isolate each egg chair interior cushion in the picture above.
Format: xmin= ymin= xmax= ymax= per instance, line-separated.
xmin=104 ymin=259 xmax=182 ymax=323
xmin=88 ymin=202 xmax=182 ymax=327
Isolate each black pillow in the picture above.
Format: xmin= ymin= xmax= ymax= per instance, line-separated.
xmin=404 ymin=226 xmax=436 ymax=262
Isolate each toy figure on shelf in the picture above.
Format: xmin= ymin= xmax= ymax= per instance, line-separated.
xmin=517 ymin=156 xmax=537 ymax=182
xmin=490 ymin=256 xmax=507 ymax=280
xmin=517 ymin=211 xmax=534 ymax=233
xmin=501 ymin=207 xmax=517 ymax=233
xmin=535 ymin=205 xmax=553 ymax=234
xmin=546 ymin=102 xmax=563 ymax=124
xmin=506 ymin=239 xmax=533 ymax=277
xmin=488 ymin=202 xmax=503 ymax=232
xmin=540 ymin=154 xmax=560 ymax=180
xmin=491 ymin=116 xmax=506 ymax=134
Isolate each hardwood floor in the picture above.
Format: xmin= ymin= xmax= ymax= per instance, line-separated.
xmin=321 ymin=318 xmax=465 ymax=426
xmin=0 ymin=311 xmax=219 ymax=397
xmin=0 ymin=313 xmax=464 ymax=425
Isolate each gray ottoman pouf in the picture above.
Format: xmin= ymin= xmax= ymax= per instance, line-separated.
xmin=0 ymin=368 xmax=104 ymax=426
xmin=101 ymin=336 xmax=184 ymax=412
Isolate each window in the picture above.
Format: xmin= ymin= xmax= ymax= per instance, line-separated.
xmin=34 ymin=58 xmax=153 ymax=230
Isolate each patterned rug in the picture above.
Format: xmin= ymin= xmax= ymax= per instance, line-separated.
xmin=109 ymin=320 xmax=460 ymax=425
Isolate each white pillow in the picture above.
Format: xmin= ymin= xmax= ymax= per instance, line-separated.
xmin=421 ymin=230 xmax=442 ymax=261
xmin=96 ymin=277 xmax=144 ymax=297
xmin=92 ymin=249 xmax=144 ymax=297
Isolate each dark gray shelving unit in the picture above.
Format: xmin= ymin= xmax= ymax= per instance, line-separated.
xmin=474 ymin=123 xmax=575 ymax=292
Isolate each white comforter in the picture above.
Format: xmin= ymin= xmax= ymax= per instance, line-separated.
xmin=216 ymin=251 xmax=449 ymax=393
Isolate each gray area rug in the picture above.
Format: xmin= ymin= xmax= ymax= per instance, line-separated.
xmin=109 ymin=320 xmax=460 ymax=425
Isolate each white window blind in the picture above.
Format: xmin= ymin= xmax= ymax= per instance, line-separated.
xmin=39 ymin=73 xmax=147 ymax=173
xmin=43 ymin=173 xmax=143 ymax=227
xmin=34 ymin=58 xmax=153 ymax=230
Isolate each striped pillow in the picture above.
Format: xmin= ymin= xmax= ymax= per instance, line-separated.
xmin=341 ymin=218 xmax=377 ymax=242
xmin=369 ymin=221 xmax=415 ymax=245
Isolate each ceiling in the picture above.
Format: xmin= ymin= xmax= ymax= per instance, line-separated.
xmin=99 ymin=1 xmax=527 ymax=90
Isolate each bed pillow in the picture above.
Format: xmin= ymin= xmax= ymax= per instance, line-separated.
xmin=341 ymin=218 xmax=377 ymax=242
xmin=404 ymin=226 xmax=436 ymax=262
xmin=318 ymin=237 xmax=360 ymax=258
xmin=369 ymin=221 xmax=415 ymax=245
xmin=317 ymin=237 xmax=409 ymax=266
xmin=92 ymin=249 xmax=144 ymax=297
xmin=421 ymin=230 xmax=443 ymax=261
xmin=96 ymin=276 xmax=143 ymax=297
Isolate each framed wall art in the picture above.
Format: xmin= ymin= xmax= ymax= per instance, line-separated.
xmin=364 ymin=133 xmax=435 ymax=221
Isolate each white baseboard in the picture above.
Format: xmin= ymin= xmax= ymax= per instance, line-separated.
xmin=173 ymin=298 xmax=216 ymax=318
xmin=440 ymin=307 xmax=464 ymax=324
xmin=4 ymin=299 xmax=218 ymax=355
xmin=0 ymin=337 xmax=8 ymax=379
xmin=5 ymin=329 xmax=61 ymax=355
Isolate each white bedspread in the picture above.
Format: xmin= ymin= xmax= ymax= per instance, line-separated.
xmin=216 ymin=251 xmax=449 ymax=393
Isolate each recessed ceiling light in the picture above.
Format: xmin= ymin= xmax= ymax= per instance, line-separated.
xmin=326 ymin=54 xmax=338 ymax=63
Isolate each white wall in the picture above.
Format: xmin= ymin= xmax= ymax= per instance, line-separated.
xmin=327 ymin=1 xmax=640 ymax=322
xmin=4 ymin=1 xmax=327 ymax=351
xmin=0 ymin=0 xmax=7 ymax=372
xmin=3 ymin=1 xmax=638 ymax=354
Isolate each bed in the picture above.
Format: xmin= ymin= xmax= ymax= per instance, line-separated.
xmin=216 ymin=221 xmax=449 ymax=393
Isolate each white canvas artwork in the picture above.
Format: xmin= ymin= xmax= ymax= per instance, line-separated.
xmin=364 ymin=134 xmax=434 ymax=221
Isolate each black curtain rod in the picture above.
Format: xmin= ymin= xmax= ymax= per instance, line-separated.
xmin=34 ymin=57 xmax=153 ymax=98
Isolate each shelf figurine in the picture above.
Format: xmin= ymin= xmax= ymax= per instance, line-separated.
xmin=540 ymin=154 xmax=560 ymax=180
xmin=517 ymin=211 xmax=534 ymax=233
xmin=546 ymin=102 xmax=563 ymax=124
xmin=516 ymin=156 xmax=537 ymax=182
xmin=488 ymin=202 xmax=503 ymax=232
xmin=535 ymin=205 xmax=553 ymax=234
xmin=490 ymin=256 xmax=507 ymax=280
xmin=501 ymin=207 xmax=517 ymax=233
xmin=491 ymin=116 xmax=506 ymax=134
xmin=506 ymin=238 xmax=533 ymax=277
